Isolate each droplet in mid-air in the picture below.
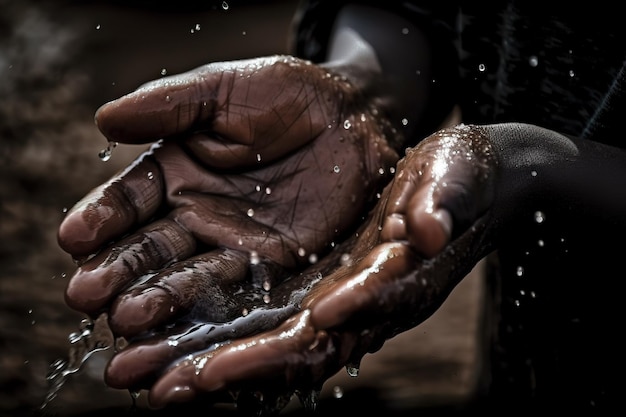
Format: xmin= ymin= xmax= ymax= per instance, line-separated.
xmin=98 ymin=141 xmax=118 ymax=161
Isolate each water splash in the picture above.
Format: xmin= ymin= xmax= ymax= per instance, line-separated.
xmin=40 ymin=313 xmax=113 ymax=411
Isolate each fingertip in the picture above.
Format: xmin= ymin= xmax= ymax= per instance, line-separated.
xmin=109 ymin=287 xmax=176 ymax=338
xmin=149 ymin=364 xmax=198 ymax=409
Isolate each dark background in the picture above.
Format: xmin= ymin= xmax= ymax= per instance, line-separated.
xmin=0 ymin=1 xmax=485 ymax=415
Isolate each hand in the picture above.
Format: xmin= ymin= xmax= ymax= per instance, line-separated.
xmin=139 ymin=122 xmax=602 ymax=412
xmin=56 ymin=55 xmax=400 ymax=336
xmin=99 ymin=123 xmax=498 ymax=413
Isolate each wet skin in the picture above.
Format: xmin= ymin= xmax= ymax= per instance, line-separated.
xmin=111 ymin=124 xmax=498 ymax=408
xmin=57 ymin=55 xmax=399 ymax=323
xmin=57 ymin=51 xmax=621 ymax=412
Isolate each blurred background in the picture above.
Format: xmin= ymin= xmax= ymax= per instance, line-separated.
xmin=0 ymin=1 xmax=485 ymax=415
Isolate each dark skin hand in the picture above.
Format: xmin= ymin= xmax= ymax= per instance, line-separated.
xmin=120 ymin=122 xmax=626 ymax=413
xmin=95 ymin=123 xmax=493 ymax=404
xmin=57 ymin=55 xmax=400 ymax=336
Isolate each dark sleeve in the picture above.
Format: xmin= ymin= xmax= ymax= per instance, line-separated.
xmin=288 ymin=0 xmax=462 ymax=143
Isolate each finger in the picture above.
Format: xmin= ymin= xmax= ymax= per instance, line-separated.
xmin=306 ymin=242 xmax=417 ymax=329
xmin=108 ymin=248 xmax=288 ymax=338
xmin=57 ymin=149 xmax=164 ymax=259
xmin=64 ymin=218 xmax=196 ymax=316
xmin=147 ymin=310 xmax=337 ymax=409
xmin=94 ymin=56 xmax=327 ymax=148
xmin=105 ymin=306 xmax=297 ymax=390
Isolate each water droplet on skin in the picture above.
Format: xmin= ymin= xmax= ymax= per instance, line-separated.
xmin=265 ymin=187 xmax=271 ymax=195
xmin=242 ymin=308 xmax=248 ymax=316
xmin=256 ymin=153 xmax=262 ymax=162
xmin=332 ymin=385 xmax=344 ymax=399
xmin=343 ymin=119 xmax=351 ymax=129
xmin=308 ymin=253 xmax=318 ymax=264
xmin=263 ymin=294 xmax=271 ymax=304
xmin=346 ymin=365 xmax=359 ymax=377
xmin=249 ymin=251 xmax=260 ymax=265
xmin=333 ymin=165 xmax=340 ymax=173
xmin=298 ymin=247 xmax=306 ymax=257
xmin=147 ymin=171 xmax=154 ymax=180
xmin=165 ymin=95 xmax=172 ymax=102
xmin=340 ymin=253 xmax=352 ymax=266
xmin=160 ymin=68 xmax=167 ymax=76
xmin=247 ymin=208 xmax=254 ymax=217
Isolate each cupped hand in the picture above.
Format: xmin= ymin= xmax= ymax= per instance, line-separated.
xmin=56 ymin=55 xmax=400 ymax=333
xmin=104 ymin=123 xmax=504 ymax=412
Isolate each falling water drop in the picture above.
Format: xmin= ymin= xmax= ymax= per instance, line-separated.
xmin=98 ymin=141 xmax=118 ymax=161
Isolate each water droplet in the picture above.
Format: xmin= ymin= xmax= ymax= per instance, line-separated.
xmin=531 ymin=170 xmax=538 ymax=177
xmin=345 ymin=364 xmax=359 ymax=377
xmin=297 ymin=247 xmax=306 ymax=257
xmin=262 ymin=280 xmax=271 ymax=291
xmin=194 ymin=23 xmax=201 ymax=31
xmin=343 ymin=119 xmax=351 ymax=129
xmin=516 ymin=266 xmax=524 ymax=277
xmin=242 ymin=30 xmax=247 ymax=36
xmin=265 ymin=187 xmax=271 ymax=195
xmin=534 ymin=211 xmax=545 ymax=223
xmin=256 ymin=153 xmax=262 ymax=162
xmin=340 ymin=253 xmax=352 ymax=266
xmin=529 ymin=55 xmax=539 ymax=67
xmin=537 ymin=239 xmax=544 ymax=247
xmin=247 ymin=208 xmax=255 ymax=217
xmin=165 ymin=95 xmax=172 ymax=102
xmin=401 ymin=118 xmax=409 ymax=126
xmin=263 ymin=294 xmax=271 ymax=304
xmin=160 ymin=68 xmax=167 ymax=76
xmin=147 ymin=171 xmax=154 ymax=180
xmin=98 ymin=141 xmax=118 ymax=161
xmin=249 ymin=251 xmax=260 ymax=265
xmin=332 ymin=385 xmax=344 ymax=399
xmin=478 ymin=63 xmax=486 ymax=72
xmin=222 ymin=1 xmax=229 ymax=10
xmin=308 ymin=253 xmax=318 ymax=264
xmin=95 ymin=24 xmax=101 ymax=30
xmin=242 ymin=308 xmax=249 ymax=316
xmin=333 ymin=165 xmax=340 ymax=173
xmin=569 ymin=69 xmax=575 ymax=78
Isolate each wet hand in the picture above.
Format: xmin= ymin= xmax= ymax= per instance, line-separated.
xmin=56 ymin=55 xmax=400 ymax=334
xmin=135 ymin=124 xmax=502 ymax=411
